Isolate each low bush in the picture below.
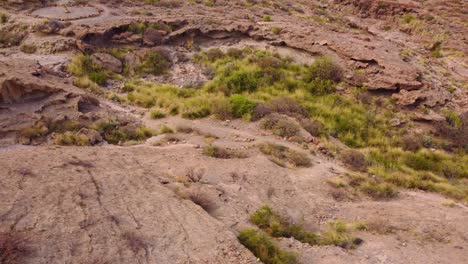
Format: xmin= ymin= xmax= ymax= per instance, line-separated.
xmin=230 ymin=95 xmax=256 ymax=118
xmin=307 ymin=56 xmax=343 ymax=83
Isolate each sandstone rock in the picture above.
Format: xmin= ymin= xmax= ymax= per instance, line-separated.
xmin=143 ymin=28 xmax=164 ymax=46
xmin=35 ymin=20 xmax=66 ymax=34
xmin=392 ymin=89 xmax=425 ymax=106
xmin=124 ymin=52 xmax=142 ymax=75
xmin=90 ymin=53 xmax=123 ymax=73
xmin=412 ymin=111 xmax=445 ymax=122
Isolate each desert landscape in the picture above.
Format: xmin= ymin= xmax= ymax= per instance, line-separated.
xmin=0 ymin=0 xmax=467 ymax=263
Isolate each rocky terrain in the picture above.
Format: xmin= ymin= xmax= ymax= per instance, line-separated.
xmin=0 ymin=0 xmax=467 ymax=264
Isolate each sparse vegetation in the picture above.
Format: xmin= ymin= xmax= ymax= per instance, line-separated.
xmin=203 ymin=145 xmax=246 ymax=159
xmin=250 ymin=206 xmax=363 ymax=249
xmin=238 ymin=229 xmax=298 ymax=264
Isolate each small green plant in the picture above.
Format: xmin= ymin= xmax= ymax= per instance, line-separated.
xmin=263 ymin=15 xmax=271 ymax=22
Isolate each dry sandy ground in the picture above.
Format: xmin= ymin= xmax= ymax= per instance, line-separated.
xmin=1 ymin=116 xmax=467 ymax=263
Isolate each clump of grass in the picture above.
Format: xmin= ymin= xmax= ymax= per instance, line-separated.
xmin=53 ymin=131 xmax=90 ymax=146
xmin=150 ymin=110 xmax=166 ymax=119
xmin=238 ymin=229 xmax=298 ymax=264
xmin=259 ymin=142 xmax=311 ymax=167
xmin=68 ymin=55 xmax=108 ymax=88
xmin=320 ymin=221 xmax=363 ymax=249
xmin=203 ymin=145 xmax=246 ymax=159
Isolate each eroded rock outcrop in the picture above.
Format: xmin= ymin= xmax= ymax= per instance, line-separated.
xmin=0 ymin=59 xmax=99 ymax=145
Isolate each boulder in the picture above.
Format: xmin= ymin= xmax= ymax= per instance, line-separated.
xmin=90 ymin=53 xmax=123 ymax=73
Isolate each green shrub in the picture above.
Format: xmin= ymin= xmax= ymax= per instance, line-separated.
xmin=263 ymin=16 xmax=272 ymax=22
xmin=238 ymin=229 xmax=298 ymax=264
xmin=230 ymin=95 xmax=256 ymax=118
